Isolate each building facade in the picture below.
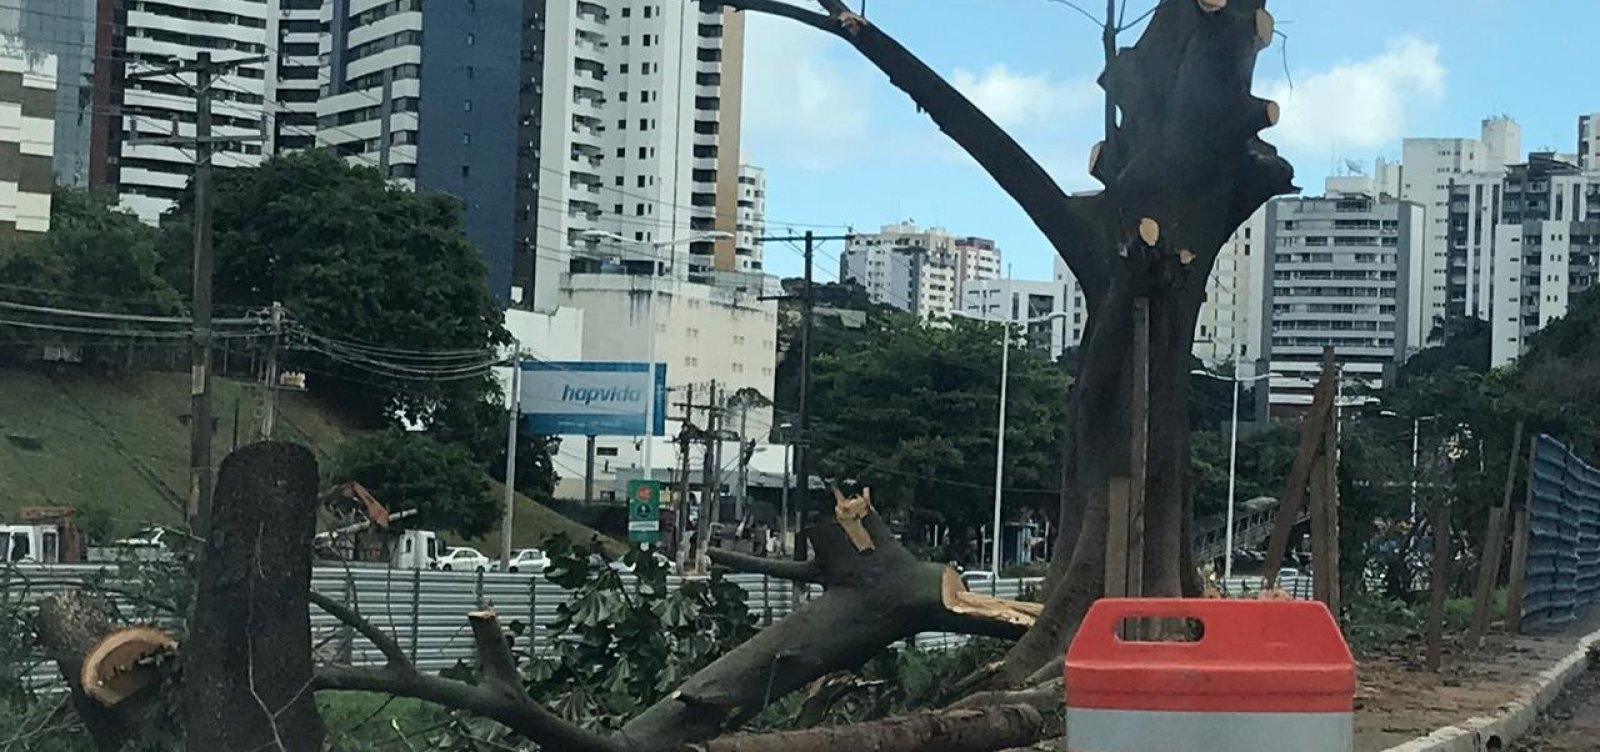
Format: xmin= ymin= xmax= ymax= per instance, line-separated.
xmin=1447 ymin=151 xmax=1600 ymax=366
xmin=1581 ymin=113 xmax=1599 ymax=171
xmin=1 ymin=0 xmax=98 ymax=187
xmin=838 ymin=222 xmax=992 ymax=319
xmin=0 ymin=38 xmax=54 ymax=238
xmin=734 ymin=163 xmax=764 ymax=272
xmin=268 ymin=0 xmax=321 ymax=153
xmin=1195 ymin=206 xmax=1267 ymax=370
xmin=526 ymin=2 xmax=746 ymax=308
xmin=958 ymin=276 xmax=1074 ymax=361
xmin=1399 ymin=117 xmax=1521 ymax=346
xmin=1261 ymin=190 xmax=1422 ymax=409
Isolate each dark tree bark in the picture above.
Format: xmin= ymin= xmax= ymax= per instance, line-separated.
xmin=183 ymin=442 xmax=326 ymax=751
xmin=683 ymin=704 xmax=1045 ymax=752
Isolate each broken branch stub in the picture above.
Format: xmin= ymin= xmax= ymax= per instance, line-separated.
xmin=80 ymin=627 xmax=178 ymax=707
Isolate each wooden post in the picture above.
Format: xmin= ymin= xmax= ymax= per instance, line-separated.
xmin=1128 ymin=298 xmax=1149 ymax=602
xmin=1308 ymin=450 xmax=1332 ymax=606
xmin=1505 ymin=436 xmax=1538 ymax=635
xmin=1262 ymin=350 xmax=1336 ymax=589
xmin=1321 ymin=382 xmax=1341 ymax=616
xmin=1468 ymin=420 xmax=1524 ymax=647
xmin=1425 ymin=496 xmax=1450 ymax=672
xmin=1105 ymin=478 xmax=1133 ymax=599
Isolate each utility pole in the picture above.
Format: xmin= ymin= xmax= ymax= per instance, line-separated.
xmin=129 ymin=52 xmax=267 ymax=539
xmin=259 ymin=301 xmax=283 ymax=440
xmin=674 ymin=383 xmax=697 ymax=568
xmin=693 ymin=381 xmax=722 ymax=571
xmin=500 ymin=347 xmax=523 ymax=571
xmin=735 ymin=396 xmax=751 ymax=521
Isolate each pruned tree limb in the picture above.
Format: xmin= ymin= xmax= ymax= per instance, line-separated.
xmin=308 ymin=589 xmax=413 ymax=674
xmin=708 ymin=0 xmax=1111 ymax=291
xmin=681 ymin=704 xmax=1046 ymax=752
xmin=947 ymin=678 xmax=1063 ymax=713
xmin=313 ymin=665 xmax=623 ymax=752
xmin=707 ymin=548 xmax=823 ymax=583
xmin=468 ymin=609 xmax=521 ymax=689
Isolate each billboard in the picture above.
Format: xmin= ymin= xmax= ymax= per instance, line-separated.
xmin=519 ymin=361 xmax=667 ymax=437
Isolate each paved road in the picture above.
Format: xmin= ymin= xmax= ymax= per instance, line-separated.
xmin=1512 ymin=659 xmax=1600 ymax=751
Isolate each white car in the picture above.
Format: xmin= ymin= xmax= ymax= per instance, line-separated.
xmin=960 ymin=570 xmax=997 ymax=588
xmin=493 ymin=548 xmax=550 ymax=573
xmin=436 ymin=547 xmax=490 ymax=572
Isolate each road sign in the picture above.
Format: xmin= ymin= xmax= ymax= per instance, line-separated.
xmin=627 ymin=480 xmax=661 ymax=543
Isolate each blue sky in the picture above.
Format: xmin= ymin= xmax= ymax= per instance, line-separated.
xmin=743 ymin=0 xmax=1598 ymax=282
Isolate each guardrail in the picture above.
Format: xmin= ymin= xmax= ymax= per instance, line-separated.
xmin=5 ymin=564 xmax=1044 ymax=686
xmin=1522 ymin=434 xmax=1600 ymax=630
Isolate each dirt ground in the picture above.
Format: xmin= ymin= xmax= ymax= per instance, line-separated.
xmin=1508 ymin=661 xmax=1600 ymax=751
xmin=1354 ymin=608 xmax=1600 ymax=752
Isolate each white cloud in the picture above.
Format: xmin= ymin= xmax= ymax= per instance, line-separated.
xmin=949 ymin=64 xmax=1099 ymax=131
xmin=1263 ymin=37 xmax=1446 ymax=151
xmin=741 ymin=13 xmax=875 ymax=170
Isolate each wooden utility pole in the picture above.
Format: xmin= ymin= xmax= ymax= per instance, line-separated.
xmin=258 ymin=301 xmax=283 ymax=440
xmin=1106 ymin=299 xmax=1149 ymax=614
xmin=128 ymin=52 xmax=267 ymax=539
xmin=1505 ymin=436 xmax=1538 ymax=635
xmin=1468 ymin=420 xmax=1524 ymax=647
xmin=1309 ymin=373 xmax=1341 ymax=614
xmin=584 ymin=435 xmax=597 ymax=504
xmin=673 ymin=384 xmax=697 ymax=567
xmin=1263 ymin=348 xmax=1338 ymax=591
xmin=692 ymin=381 xmax=722 ymax=571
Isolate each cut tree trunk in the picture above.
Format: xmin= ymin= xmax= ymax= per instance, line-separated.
xmin=36 ymin=591 xmax=145 ymax=752
xmin=683 ymin=704 xmax=1045 ymax=752
xmin=182 ymin=441 xmax=326 ymax=751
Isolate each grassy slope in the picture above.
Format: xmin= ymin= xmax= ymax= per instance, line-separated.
xmin=0 ymin=367 xmax=608 ymax=550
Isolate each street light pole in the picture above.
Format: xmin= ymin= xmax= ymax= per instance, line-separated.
xmin=1193 ymin=368 xmax=1274 ymax=581
xmin=991 ymin=318 xmax=1009 ymax=575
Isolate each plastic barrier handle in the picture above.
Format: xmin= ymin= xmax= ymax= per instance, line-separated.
xmin=1073 ymin=598 xmax=1218 ymax=651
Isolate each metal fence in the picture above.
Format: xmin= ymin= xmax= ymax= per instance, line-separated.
xmin=7 ymin=564 xmax=1043 ymax=686
xmin=1522 ymin=434 xmax=1600 ymax=630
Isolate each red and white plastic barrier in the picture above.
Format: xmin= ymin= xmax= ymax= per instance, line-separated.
xmin=1065 ymin=598 xmax=1356 ymax=752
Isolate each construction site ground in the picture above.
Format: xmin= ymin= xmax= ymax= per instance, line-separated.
xmin=1355 ymin=606 xmax=1600 ymax=751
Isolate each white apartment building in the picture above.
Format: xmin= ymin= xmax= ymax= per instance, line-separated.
xmin=534 ymin=2 xmax=746 ymax=307
xmin=1448 ymin=150 xmax=1600 ymax=367
xmin=1399 ymin=116 xmax=1521 ymax=346
xmin=268 ymin=0 xmax=322 ymax=153
xmin=2 ymin=0 xmax=98 ymax=187
xmin=117 ymin=0 xmax=272 ymax=223
xmin=734 ymin=163 xmax=765 ymax=272
xmin=959 ymin=277 xmax=1075 ymax=361
xmin=1195 ymin=207 xmax=1268 ymax=371
xmin=559 ymin=272 xmax=779 ymax=487
xmin=0 ymin=37 xmax=54 ymax=237
xmin=1261 ymin=188 xmax=1424 ymax=409
xmin=1580 ymin=113 xmax=1599 ymax=171
xmin=840 ymin=222 xmax=998 ymax=319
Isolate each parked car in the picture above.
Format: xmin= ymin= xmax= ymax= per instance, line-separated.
xmin=435 ymin=547 xmax=490 ymax=572
xmin=115 ymin=527 xmax=172 ymax=549
xmin=960 ymin=570 xmax=997 ymax=589
xmin=493 ymin=548 xmax=550 ymax=573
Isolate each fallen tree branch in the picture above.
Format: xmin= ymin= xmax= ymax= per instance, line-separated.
xmin=707 ymin=549 xmax=823 ymax=584
xmin=947 ymin=678 xmax=1062 ymax=713
xmin=308 ymin=589 xmax=413 ymax=673
xmin=681 ymin=704 xmax=1045 ymax=752
xmin=468 ymin=609 xmax=521 ymax=688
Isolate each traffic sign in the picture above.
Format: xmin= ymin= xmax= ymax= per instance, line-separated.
xmin=626 ymin=480 xmax=661 ymax=543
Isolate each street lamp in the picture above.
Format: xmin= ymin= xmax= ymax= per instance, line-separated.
xmin=578 ymin=230 xmax=732 ymax=483
xmin=1379 ymin=410 xmax=1440 ymax=520
xmin=952 ymin=306 xmax=1072 ymax=574
xmin=1191 ymin=367 xmax=1274 ymax=581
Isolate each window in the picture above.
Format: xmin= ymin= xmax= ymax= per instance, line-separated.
xmin=614 ymin=176 xmax=623 ymax=186
xmin=639 ymin=118 xmax=648 ymax=130
xmin=464 ymin=99 xmax=473 ymax=111
xmin=638 ymin=147 xmax=647 ymax=158
xmin=465 ymin=65 xmax=475 ymax=79
xmin=643 ymin=34 xmax=652 ymax=46
xmin=637 ymin=175 xmax=646 ymax=188
xmin=644 ymin=5 xmax=653 ymax=17
xmin=466 ymin=33 xmax=475 ymax=45
xmin=621 ymin=7 xmax=630 ymax=17
xmin=621 ymin=35 xmax=630 ymax=45
xmin=460 ymin=165 xmax=471 ymax=178
xmin=613 ymin=204 xmax=623 ymax=214
xmin=462 ymin=133 xmax=471 ymax=145
xmin=615 ymin=147 xmax=625 ymax=157
xmin=620 ymin=63 xmax=629 ymax=74
xmin=636 ymin=203 xmax=646 ymax=216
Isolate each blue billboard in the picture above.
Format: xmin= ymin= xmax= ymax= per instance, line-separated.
xmin=519 ymin=361 xmax=667 ymax=437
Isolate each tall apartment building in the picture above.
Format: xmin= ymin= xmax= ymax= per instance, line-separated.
xmin=531 ymin=2 xmax=746 ymax=306
xmin=1260 ymin=189 xmax=1423 ymax=409
xmin=2 ymin=0 xmax=98 ymax=187
xmin=839 ymin=222 xmax=1000 ymax=318
xmin=1399 ymin=116 xmax=1522 ymax=345
xmin=734 ymin=163 xmax=764 ymax=272
xmin=1 ymin=39 xmax=54 ymax=238
xmin=1580 ymin=114 xmax=1599 ymax=171
xmin=1448 ymin=151 xmax=1600 ymax=366
xmin=313 ymin=1 xmax=745 ymax=306
xmin=1195 ymin=207 xmax=1268 ymax=370
xmin=112 ymin=0 xmax=274 ymax=223
xmin=959 ymin=277 xmax=1075 ymax=360
xmin=268 ymin=0 xmax=322 ymax=153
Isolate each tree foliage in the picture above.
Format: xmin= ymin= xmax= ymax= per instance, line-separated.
xmin=329 ymin=429 xmax=500 ymax=538
xmin=156 ymin=150 xmax=509 ymax=428
xmin=0 ymin=188 xmax=182 ymax=315
xmin=807 ymin=315 xmax=1071 ymax=552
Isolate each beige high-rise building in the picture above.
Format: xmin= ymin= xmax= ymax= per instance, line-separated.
xmin=839 ymin=222 xmax=1002 ymax=319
